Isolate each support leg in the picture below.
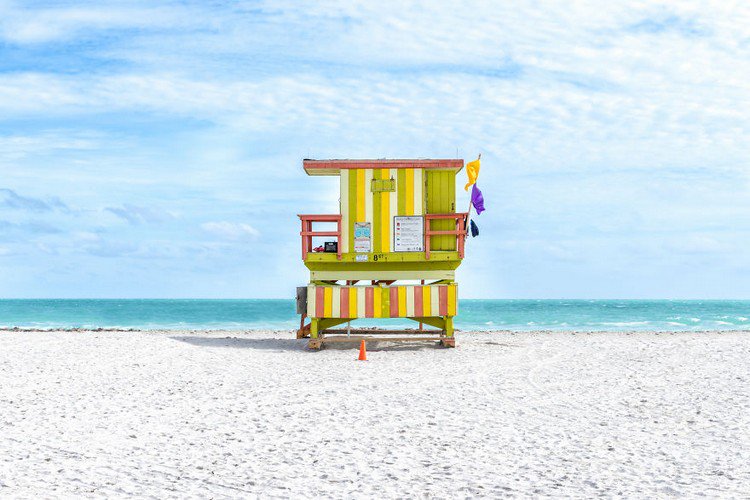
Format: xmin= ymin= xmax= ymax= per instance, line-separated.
xmin=297 ymin=313 xmax=309 ymax=338
xmin=444 ymin=316 xmax=454 ymax=337
xmin=308 ymin=318 xmax=322 ymax=350
xmin=441 ymin=316 xmax=456 ymax=348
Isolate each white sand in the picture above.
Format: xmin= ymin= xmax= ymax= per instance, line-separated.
xmin=1 ymin=329 xmax=749 ymax=498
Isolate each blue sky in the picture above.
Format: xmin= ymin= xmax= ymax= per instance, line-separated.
xmin=1 ymin=0 xmax=749 ymax=298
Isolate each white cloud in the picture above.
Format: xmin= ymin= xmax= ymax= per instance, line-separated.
xmin=201 ymin=221 xmax=260 ymax=240
xmin=1 ymin=1 xmax=750 ymax=297
xmin=105 ymin=204 xmax=174 ymax=225
xmin=0 ymin=2 xmax=191 ymax=44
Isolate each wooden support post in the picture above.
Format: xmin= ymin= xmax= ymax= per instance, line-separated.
xmin=444 ymin=316 xmax=454 ymax=337
xmin=441 ymin=316 xmax=456 ymax=348
xmin=419 ymin=279 xmax=424 ymax=332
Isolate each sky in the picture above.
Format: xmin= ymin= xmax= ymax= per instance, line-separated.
xmin=0 ymin=0 xmax=749 ymax=299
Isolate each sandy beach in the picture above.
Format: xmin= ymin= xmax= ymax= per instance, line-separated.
xmin=1 ymin=329 xmax=749 ymax=498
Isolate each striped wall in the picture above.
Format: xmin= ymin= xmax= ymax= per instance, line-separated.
xmin=307 ymin=284 xmax=458 ymax=318
xmin=340 ymin=168 xmax=424 ymax=254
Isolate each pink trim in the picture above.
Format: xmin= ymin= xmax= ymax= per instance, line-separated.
xmin=315 ymin=287 xmax=325 ymax=318
xmin=424 ymin=213 xmax=468 ymax=260
xmin=414 ymin=286 xmax=423 ymax=317
xmin=304 ymin=159 xmax=463 ymax=171
xmin=389 ymin=287 xmax=399 ymax=317
xmin=340 ymin=287 xmax=349 ymax=318
xmin=298 ymin=214 xmax=342 ymax=260
xmin=438 ymin=286 xmax=448 ymax=316
xmin=365 ymin=287 xmax=374 ymax=318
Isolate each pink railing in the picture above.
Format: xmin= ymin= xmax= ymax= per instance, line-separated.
xmin=298 ymin=213 xmax=467 ymax=261
xmin=298 ymin=214 xmax=342 ymax=260
xmin=424 ymin=213 xmax=468 ymax=260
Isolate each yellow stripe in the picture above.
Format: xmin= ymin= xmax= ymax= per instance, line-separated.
xmin=380 ymin=169 xmax=390 ymax=252
xmin=405 ymin=168 xmax=414 ymax=215
xmin=397 ymin=286 xmax=406 ymax=317
xmin=323 ymin=287 xmax=332 ymax=317
xmin=349 ymin=287 xmax=357 ymax=318
xmin=447 ymin=284 xmax=457 ymax=316
xmin=356 ymin=169 xmax=365 ymax=221
xmin=422 ymin=286 xmax=431 ymax=316
xmin=373 ymin=287 xmax=381 ymax=318
xmin=365 ymin=169 xmax=374 ymax=228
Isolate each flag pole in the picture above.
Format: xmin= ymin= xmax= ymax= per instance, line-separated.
xmin=464 ymin=154 xmax=480 ymax=241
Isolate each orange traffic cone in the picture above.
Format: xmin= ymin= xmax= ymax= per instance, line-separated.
xmin=358 ymin=340 xmax=367 ymax=361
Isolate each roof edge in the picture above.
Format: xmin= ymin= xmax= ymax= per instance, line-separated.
xmin=303 ymin=158 xmax=464 ymax=175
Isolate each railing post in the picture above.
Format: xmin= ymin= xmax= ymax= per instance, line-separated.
xmin=337 ymin=216 xmax=342 ymax=260
xmin=424 ymin=216 xmax=431 ymax=260
xmin=307 ymin=219 xmax=312 ymax=258
xmin=458 ymin=216 xmax=465 ymax=259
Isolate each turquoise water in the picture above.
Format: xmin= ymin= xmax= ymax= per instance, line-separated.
xmin=0 ymin=299 xmax=748 ymax=331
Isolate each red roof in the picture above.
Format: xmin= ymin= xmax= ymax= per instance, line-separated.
xmin=303 ymin=159 xmax=463 ymax=176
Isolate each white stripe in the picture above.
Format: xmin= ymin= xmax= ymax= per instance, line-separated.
xmin=389 ymin=169 xmax=397 ymax=252
xmin=430 ymin=285 xmax=439 ymax=316
xmin=332 ymin=287 xmax=341 ymax=318
xmin=405 ymin=286 xmax=415 ymax=316
xmin=454 ymin=284 xmax=459 ymax=314
xmin=365 ymin=169 xmax=374 ymax=231
xmin=413 ymin=168 xmax=423 ymax=215
xmin=340 ymin=170 xmax=349 ymax=251
xmin=357 ymin=287 xmax=366 ymax=318
xmin=307 ymin=285 xmax=316 ymax=317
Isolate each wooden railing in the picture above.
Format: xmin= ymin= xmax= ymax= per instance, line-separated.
xmin=424 ymin=213 xmax=468 ymax=260
xmin=298 ymin=214 xmax=342 ymax=260
xmin=299 ymin=213 xmax=467 ymax=261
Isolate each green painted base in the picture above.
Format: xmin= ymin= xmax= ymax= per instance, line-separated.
xmin=306 ymin=316 xmax=454 ymax=339
xmin=304 ymin=251 xmax=462 ymax=280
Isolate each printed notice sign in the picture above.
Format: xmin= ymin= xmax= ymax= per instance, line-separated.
xmin=354 ymin=222 xmax=371 ymax=253
xmin=393 ymin=216 xmax=424 ymax=252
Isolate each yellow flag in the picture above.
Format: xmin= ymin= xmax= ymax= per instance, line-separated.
xmin=464 ymin=156 xmax=481 ymax=191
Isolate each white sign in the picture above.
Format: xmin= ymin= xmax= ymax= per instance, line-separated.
xmin=355 ymin=254 xmax=368 ymax=262
xmin=393 ymin=216 xmax=424 ymax=252
xmin=354 ymin=222 xmax=371 ymax=253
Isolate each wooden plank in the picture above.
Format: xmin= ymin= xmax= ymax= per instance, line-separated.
xmin=321 ymin=336 xmax=444 ymax=343
xmin=323 ymin=329 xmax=442 ymax=335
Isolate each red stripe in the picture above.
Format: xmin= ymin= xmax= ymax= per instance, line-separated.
xmin=365 ymin=287 xmax=374 ymax=318
xmin=341 ymin=287 xmax=349 ymax=318
xmin=316 ymin=287 xmax=325 ymax=317
xmin=414 ymin=286 xmax=423 ymax=317
xmin=439 ymin=286 xmax=448 ymax=316
xmin=389 ymin=287 xmax=399 ymax=317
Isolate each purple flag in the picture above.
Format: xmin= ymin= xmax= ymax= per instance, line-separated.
xmin=471 ymin=184 xmax=485 ymax=215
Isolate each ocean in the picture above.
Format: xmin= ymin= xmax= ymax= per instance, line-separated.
xmin=0 ymin=299 xmax=748 ymax=331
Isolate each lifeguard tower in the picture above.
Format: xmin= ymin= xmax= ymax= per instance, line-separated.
xmin=296 ymin=159 xmax=468 ymax=349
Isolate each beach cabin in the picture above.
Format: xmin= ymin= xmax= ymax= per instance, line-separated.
xmin=297 ymin=159 xmax=467 ymax=349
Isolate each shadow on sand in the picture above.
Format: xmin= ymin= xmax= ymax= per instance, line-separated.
xmin=170 ymin=335 xmax=442 ymax=352
xmin=171 ymin=336 xmax=305 ymax=351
